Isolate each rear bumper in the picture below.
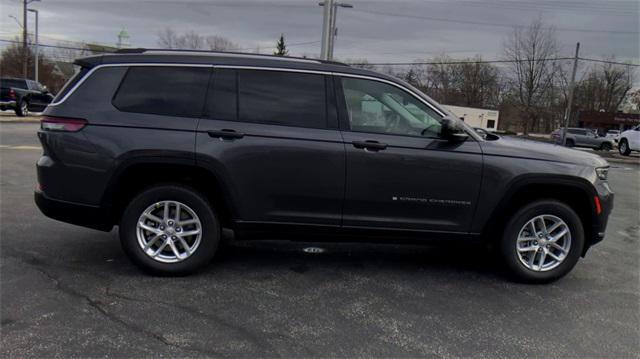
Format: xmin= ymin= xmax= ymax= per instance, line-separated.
xmin=34 ymin=191 xmax=113 ymax=231
xmin=0 ymin=100 xmax=16 ymax=108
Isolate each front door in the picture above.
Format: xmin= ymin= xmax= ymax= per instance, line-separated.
xmin=337 ymin=76 xmax=483 ymax=233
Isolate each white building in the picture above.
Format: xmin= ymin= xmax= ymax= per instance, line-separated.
xmin=443 ymin=105 xmax=499 ymax=130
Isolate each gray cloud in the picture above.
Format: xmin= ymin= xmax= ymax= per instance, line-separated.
xmin=1 ymin=0 xmax=638 ymax=62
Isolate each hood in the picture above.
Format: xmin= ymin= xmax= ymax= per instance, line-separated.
xmin=480 ymin=136 xmax=609 ymax=167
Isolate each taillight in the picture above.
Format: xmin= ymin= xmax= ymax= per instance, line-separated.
xmin=41 ymin=116 xmax=87 ymax=132
xmin=8 ymin=89 xmax=16 ymax=99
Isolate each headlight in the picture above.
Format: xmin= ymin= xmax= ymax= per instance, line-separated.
xmin=596 ymin=167 xmax=609 ymax=181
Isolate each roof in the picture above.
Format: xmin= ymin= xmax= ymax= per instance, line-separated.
xmin=74 ymin=48 xmax=388 ymax=79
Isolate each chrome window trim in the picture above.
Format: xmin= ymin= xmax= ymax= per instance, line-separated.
xmin=48 ymin=63 xmax=445 ymax=117
xmin=48 ymin=63 xmax=214 ymax=107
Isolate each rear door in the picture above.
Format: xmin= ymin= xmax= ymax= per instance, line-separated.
xmin=336 ymin=75 xmax=483 ymax=233
xmin=195 ymin=68 xmax=345 ymax=226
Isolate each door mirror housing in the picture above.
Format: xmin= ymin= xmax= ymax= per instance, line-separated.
xmin=440 ymin=117 xmax=469 ymax=142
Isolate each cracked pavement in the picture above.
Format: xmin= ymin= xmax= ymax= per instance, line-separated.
xmin=1 ymin=122 xmax=639 ymax=358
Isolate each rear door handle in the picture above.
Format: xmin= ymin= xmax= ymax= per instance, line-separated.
xmin=207 ymin=129 xmax=244 ymax=140
xmin=352 ymin=140 xmax=388 ymax=151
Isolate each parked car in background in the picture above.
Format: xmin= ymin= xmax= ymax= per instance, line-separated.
xmin=0 ymin=77 xmax=54 ymax=116
xmin=618 ymin=125 xmax=640 ymax=156
xmin=551 ymin=127 xmax=614 ymax=151
xmin=35 ymin=50 xmax=613 ymax=283
xmin=605 ymin=130 xmax=621 ymax=143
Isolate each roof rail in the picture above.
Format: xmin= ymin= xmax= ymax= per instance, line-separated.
xmin=113 ymin=48 xmax=349 ymax=66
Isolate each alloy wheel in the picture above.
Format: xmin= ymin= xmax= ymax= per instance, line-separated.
xmin=21 ymin=102 xmax=28 ymax=116
xmin=136 ymin=200 xmax=202 ymax=263
xmin=515 ymin=214 xmax=571 ymax=272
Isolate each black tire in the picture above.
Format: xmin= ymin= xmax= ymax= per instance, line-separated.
xmin=499 ymin=200 xmax=584 ymax=283
xmin=15 ymin=100 xmax=28 ymax=117
xmin=119 ymin=184 xmax=220 ymax=276
xmin=600 ymin=142 xmax=612 ymax=151
xmin=565 ymin=139 xmax=575 ymax=148
xmin=619 ymin=139 xmax=631 ymax=156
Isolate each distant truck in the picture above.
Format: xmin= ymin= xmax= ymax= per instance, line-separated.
xmin=0 ymin=78 xmax=54 ymax=116
xmin=551 ymin=127 xmax=614 ymax=151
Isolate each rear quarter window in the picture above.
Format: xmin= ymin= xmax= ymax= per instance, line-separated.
xmin=112 ymin=66 xmax=211 ymax=118
xmin=53 ymin=67 xmax=89 ymax=102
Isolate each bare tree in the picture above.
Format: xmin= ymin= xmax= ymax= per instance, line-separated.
xmin=456 ymin=56 xmax=502 ymax=108
xmin=157 ymin=28 xmax=238 ymax=51
xmin=573 ymin=59 xmax=634 ymax=113
xmin=0 ymin=39 xmax=66 ymax=92
xmin=206 ymin=35 xmax=237 ymax=51
xmin=503 ymin=18 xmax=560 ymax=134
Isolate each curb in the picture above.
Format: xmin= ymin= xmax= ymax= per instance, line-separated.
xmin=0 ymin=119 xmax=41 ymax=124
xmin=601 ymin=157 xmax=640 ymax=165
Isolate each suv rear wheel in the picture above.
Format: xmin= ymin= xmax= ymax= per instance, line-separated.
xmin=499 ymin=200 xmax=584 ymax=283
xmin=15 ymin=100 xmax=28 ymax=117
xmin=119 ymin=185 xmax=220 ymax=275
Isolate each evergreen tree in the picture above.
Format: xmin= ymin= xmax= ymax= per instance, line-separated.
xmin=274 ymin=34 xmax=288 ymax=56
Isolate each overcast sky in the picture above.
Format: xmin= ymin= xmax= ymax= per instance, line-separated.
xmin=1 ymin=0 xmax=638 ymax=65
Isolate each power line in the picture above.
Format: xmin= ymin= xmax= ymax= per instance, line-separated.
xmin=351 ymin=57 xmax=640 ymax=67
xmin=2 ymin=38 xmax=637 ymax=68
xmin=0 ymin=38 xmax=321 ymax=53
xmin=351 ymin=9 xmax=639 ymax=35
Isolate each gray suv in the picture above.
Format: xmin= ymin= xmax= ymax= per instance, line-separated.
xmin=35 ymin=49 xmax=613 ymax=282
xmin=551 ymin=127 xmax=614 ymax=150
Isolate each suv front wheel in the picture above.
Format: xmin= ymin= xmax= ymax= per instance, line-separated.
xmin=119 ymin=185 xmax=220 ymax=275
xmin=499 ymin=200 xmax=584 ymax=283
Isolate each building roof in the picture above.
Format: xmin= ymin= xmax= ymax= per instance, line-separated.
xmin=578 ymin=110 xmax=640 ymax=125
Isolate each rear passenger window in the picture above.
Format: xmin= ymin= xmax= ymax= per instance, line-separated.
xmin=113 ymin=66 xmax=210 ymax=118
xmin=238 ymin=70 xmax=327 ymax=129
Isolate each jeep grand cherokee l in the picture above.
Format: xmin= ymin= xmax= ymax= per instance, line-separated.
xmin=35 ymin=49 xmax=613 ymax=282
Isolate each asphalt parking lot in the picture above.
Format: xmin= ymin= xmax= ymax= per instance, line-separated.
xmin=1 ymin=121 xmax=639 ymax=358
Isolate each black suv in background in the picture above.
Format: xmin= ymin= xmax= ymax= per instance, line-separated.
xmin=0 ymin=77 xmax=54 ymax=116
xmin=35 ymin=49 xmax=613 ymax=282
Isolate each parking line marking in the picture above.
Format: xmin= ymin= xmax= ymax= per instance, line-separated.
xmin=0 ymin=145 xmax=41 ymax=150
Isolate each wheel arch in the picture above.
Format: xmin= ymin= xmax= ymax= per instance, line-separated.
xmin=481 ymin=175 xmax=598 ymax=254
xmin=102 ymin=160 xmax=237 ymax=229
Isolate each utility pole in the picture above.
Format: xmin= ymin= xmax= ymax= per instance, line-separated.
xmin=319 ymin=0 xmax=333 ymax=60
xmin=561 ymin=42 xmax=580 ymax=146
xmin=28 ymin=9 xmax=38 ymax=82
xmin=22 ymin=0 xmax=28 ymax=77
xmin=319 ymin=1 xmax=352 ymax=61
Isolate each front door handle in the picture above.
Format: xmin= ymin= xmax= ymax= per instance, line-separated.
xmin=352 ymin=140 xmax=388 ymax=151
xmin=207 ymin=129 xmax=244 ymax=140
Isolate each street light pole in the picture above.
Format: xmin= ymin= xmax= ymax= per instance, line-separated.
xmin=22 ymin=0 xmax=28 ymax=77
xmin=28 ymin=8 xmax=38 ymax=82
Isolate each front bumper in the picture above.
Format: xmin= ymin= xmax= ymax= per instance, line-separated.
xmin=34 ymin=191 xmax=113 ymax=231
xmin=587 ymin=181 xmax=614 ymax=250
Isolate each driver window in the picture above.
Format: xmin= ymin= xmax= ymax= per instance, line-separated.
xmin=341 ymin=77 xmax=442 ymax=137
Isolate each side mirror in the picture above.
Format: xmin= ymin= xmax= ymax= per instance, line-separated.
xmin=441 ymin=118 xmax=469 ymax=142
xmin=42 ymin=86 xmax=49 ymax=93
